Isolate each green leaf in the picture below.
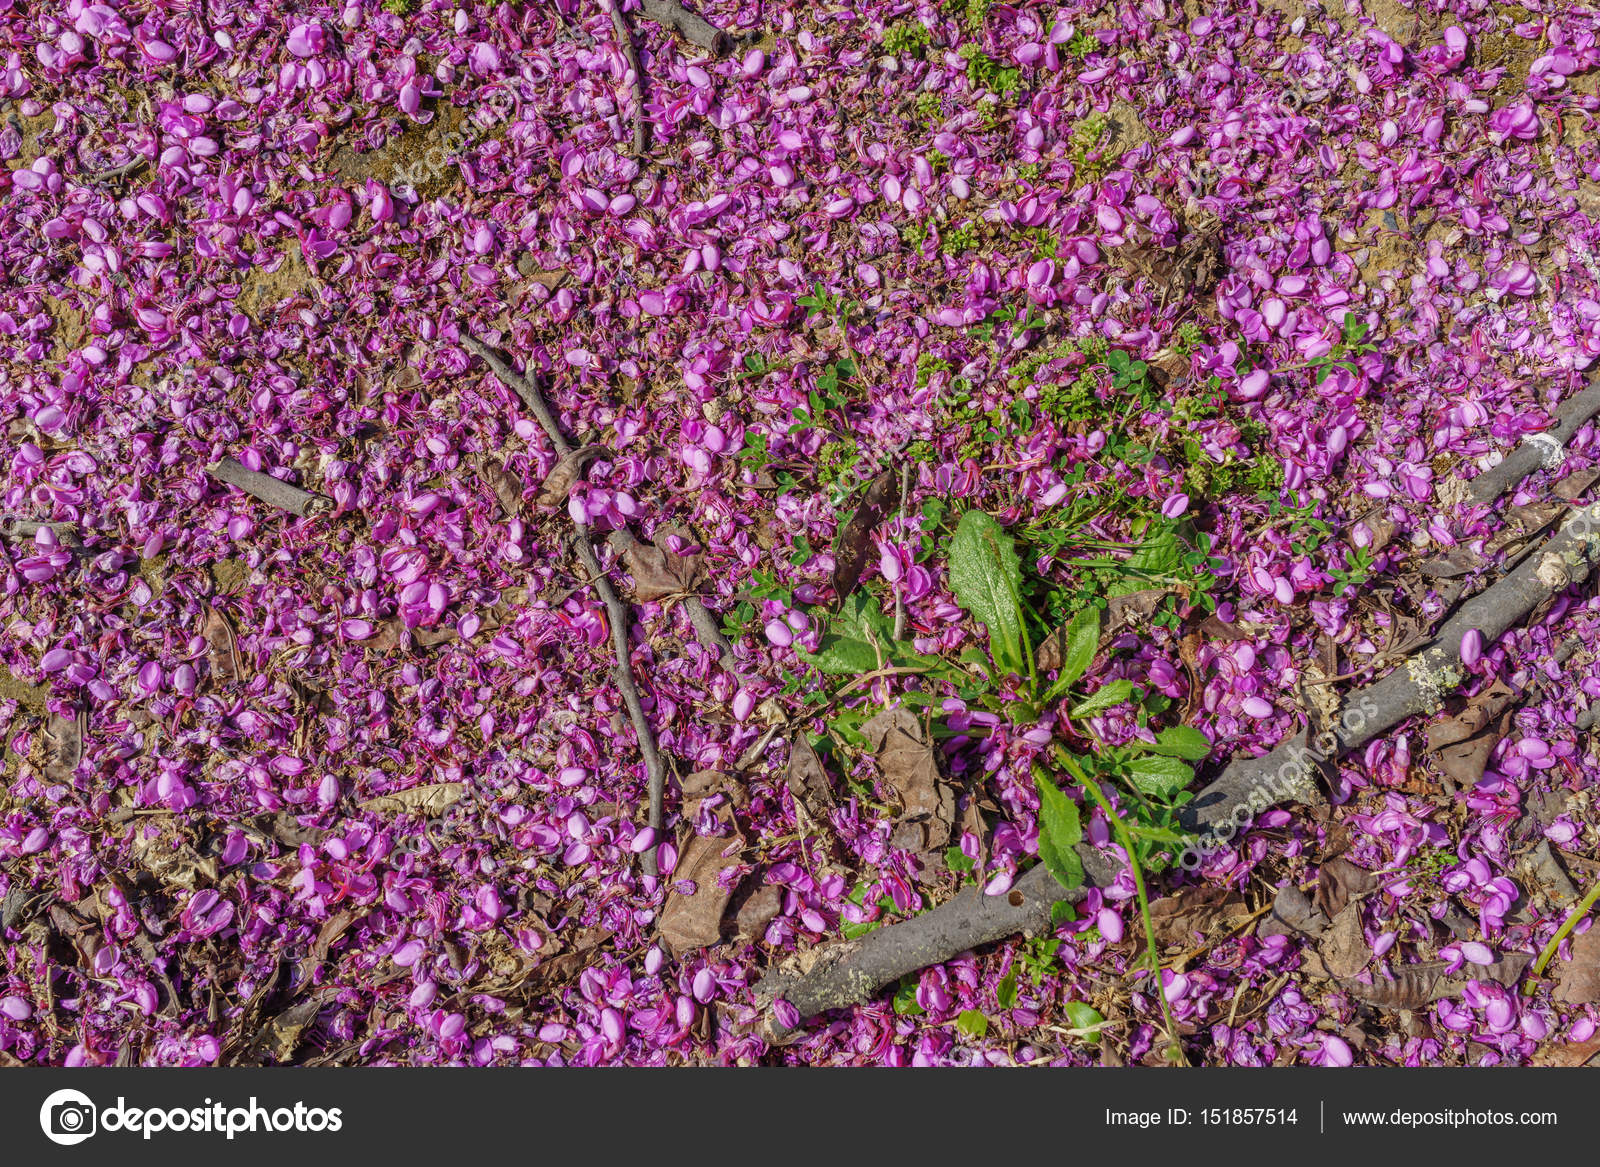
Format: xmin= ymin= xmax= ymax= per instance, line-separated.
xmin=1056 ymin=605 xmax=1101 ymax=688
xmin=948 ymin=509 xmax=1028 ymax=677
xmin=1050 ymin=900 xmax=1077 ymax=925
xmin=1146 ymin=725 xmax=1212 ymax=761
xmin=1062 ymin=1001 xmax=1105 ymax=1043
xmin=797 ymin=594 xmax=893 ymax=675
xmin=956 ymin=1009 xmax=989 ymax=1038
xmin=1128 ymin=821 xmax=1194 ymax=847
xmin=798 ymin=633 xmax=880 ymax=675
xmin=996 ymin=969 xmax=1019 ymax=1009
xmin=1033 ymin=771 xmax=1084 ymax=892
xmin=1125 ymin=754 xmax=1195 ymax=800
xmin=945 ymin=845 xmax=975 ymax=874
xmin=1071 ymin=679 xmax=1135 ymax=717
xmin=893 ymin=980 xmax=924 ymax=1016
xmin=1109 ymin=523 xmax=1186 ymax=596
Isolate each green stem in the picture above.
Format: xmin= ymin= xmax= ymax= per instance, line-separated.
xmin=1056 ymin=747 xmax=1187 ymax=1065
xmin=1532 ymin=873 xmax=1600 ymax=978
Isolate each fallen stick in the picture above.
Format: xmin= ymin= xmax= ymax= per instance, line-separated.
xmin=606 ymin=1 xmax=649 ymax=155
xmin=758 ymin=501 xmax=1600 ymax=1038
xmin=1182 ymin=501 xmax=1600 ymax=839
xmin=0 ymin=517 xmax=80 ymax=542
xmin=1467 ymin=373 xmax=1600 ymax=505
xmin=208 ymin=458 xmax=330 ymax=518
xmin=463 ymin=334 xmax=669 ymax=875
xmin=461 ymin=335 xmax=736 ymax=673
xmin=88 ymin=155 xmax=149 ymax=183
xmin=681 ymin=590 xmax=740 ymax=673
xmin=757 ymin=852 xmax=1118 ymax=1042
xmin=637 ymin=0 xmax=733 ymax=56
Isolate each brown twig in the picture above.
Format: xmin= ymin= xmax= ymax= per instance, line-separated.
xmin=0 ymin=517 xmax=80 ymax=543
xmin=637 ymin=0 xmax=734 ymax=56
xmin=1467 ymin=372 xmax=1600 ymax=505
xmin=463 ymin=333 xmax=669 ymax=875
xmin=88 ymin=155 xmax=149 ymax=183
xmin=460 ymin=334 xmax=739 ymax=674
xmin=208 ymin=458 xmax=330 ymax=518
xmin=606 ymin=1 xmax=649 ymax=155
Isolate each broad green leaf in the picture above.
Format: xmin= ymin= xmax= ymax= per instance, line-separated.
xmin=1050 ymin=900 xmax=1077 ymax=925
xmin=956 ymin=1009 xmax=989 ymax=1038
xmin=948 ymin=509 xmax=1028 ymax=676
xmin=957 ymin=646 xmax=993 ymax=676
xmin=1063 ymin=1001 xmax=1106 ymax=1043
xmin=797 ymin=634 xmax=879 ymax=675
xmin=1109 ymin=522 xmax=1188 ymax=596
xmin=893 ymin=981 xmax=924 ymax=1016
xmin=1071 ymin=679 xmax=1135 ymax=717
xmin=1146 ymin=725 xmax=1212 ymax=761
xmin=1125 ymin=754 xmax=1195 ymax=800
xmin=1056 ymin=605 xmax=1101 ymax=688
xmin=1033 ymin=771 xmax=1084 ymax=892
xmin=800 ymin=594 xmax=939 ymax=676
xmin=995 ymin=970 xmax=1019 ymax=1009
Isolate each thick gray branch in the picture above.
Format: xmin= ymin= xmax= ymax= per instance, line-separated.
xmin=209 ymin=458 xmax=329 ymax=518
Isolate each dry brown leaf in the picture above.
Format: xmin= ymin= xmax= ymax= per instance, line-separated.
xmin=519 ymin=927 xmax=613 ymax=994
xmin=1426 ymin=679 xmax=1515 ymax=751
xmin=534 ymin=444 xmax=607 ymax=509
xmin=359 ymin=782 xmax=466 ymax=816
xmin=830 ymin=469 xmax=898 ymax=600
xmin=46 ymin=902 xmax=102 ymax=968
xmin=1105 ymin=588 xmax=1167 ymax=637
xmin=861 ymin=706 xmax=952 ymax=854
xmin=1344 ymin=953 xmax=1531 ymax=1009
xmin=1555 ymin=927 xmax=1600 ymax=1005
xmin=659 ymin=832 xmax=743 ymax=955
xmin=253 ymin=998 xmax=321 ymax=1064
xmin=1361 ymin=514 xmax=1399 ymax=553
xmin=224 ymin=964 xmax=284 ymax=1061
xmin=1320 ymin=904 xmax=1372 ymax=979
xmin=1522 ymin=839 xmax=1579 ymax=905
xmin=1257 ymin=885 xmax=1330 ymax=940
xmin=785 ymin=734 xmax=834 ymax=818
xmin=203 ymin=605 xmax=242 ymax=685
xmin=679 ymin=769 xmax=746 ymax=818
xmin=1340 ymin=962 xmax=1446 ymax=1008
xmin=617 ymin=532 xmax=705 ymax=602
xmin=130 ymin=819 xmax=217 ymax=890
xmin=1197 ymin=613 xmax=1253 ymax=641
xmin=252 ymin=811 xmax=329 ymax=848
xmin=1534 ymin=1035 xmax=1600 ymax=1066
xmin=1147 ymin=884 xmax=1252 ymax=948
xmin=733 ymin=883 xmax=783 ymax=941
xmin=310 ymin=909 xmax=358 ymax=965
xmin=1554 ymin=467 xmax=1600 ymax=501
xmin=413 ymin=625 xmax=459 ymax=648
xmin=474 ymin=454 xmax=526 ymax=517
xmin=1315 ymin=856 xmax=1382 ymax=919
xmin=1435 ymin=728 xmax=1507 ymax=788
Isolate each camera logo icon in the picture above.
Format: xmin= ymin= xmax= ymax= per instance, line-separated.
xmin=39 ymin=1089 xmax=97 ymax=1146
